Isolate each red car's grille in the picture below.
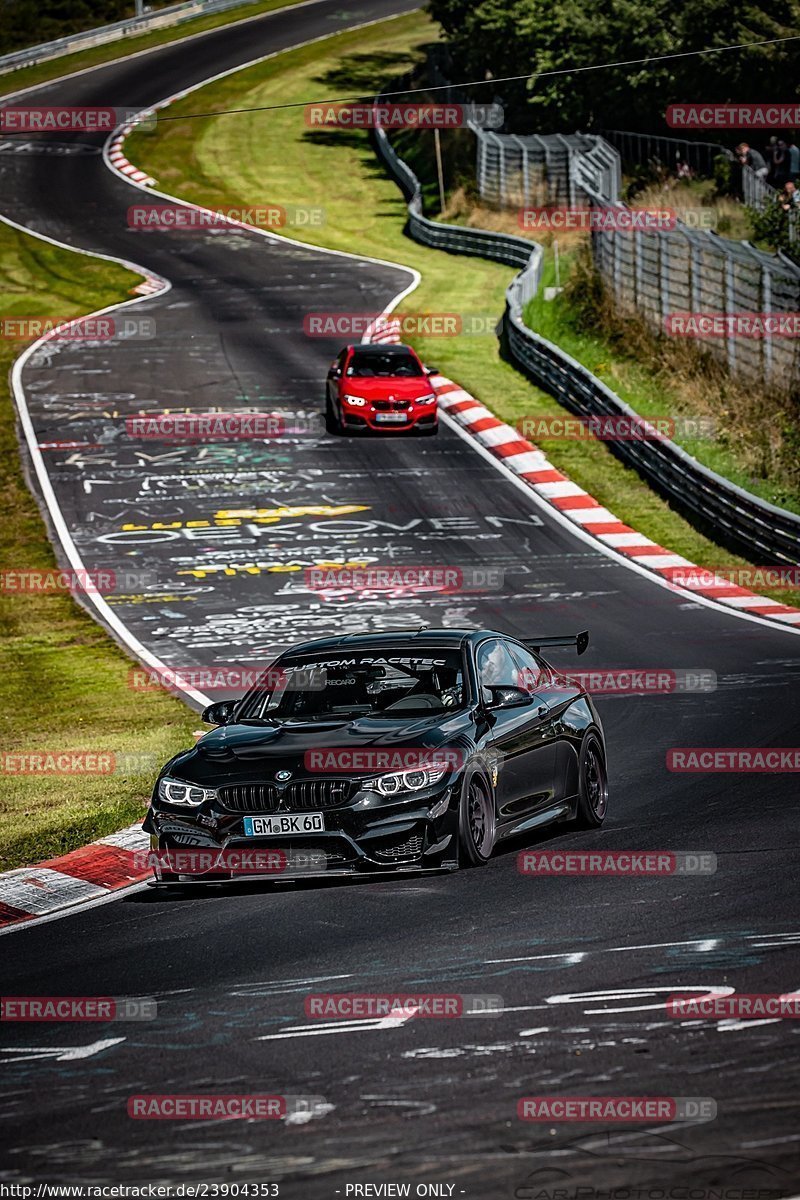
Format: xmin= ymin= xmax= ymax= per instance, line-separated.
xmin=373 ymin=399 xmax=410 ymax=411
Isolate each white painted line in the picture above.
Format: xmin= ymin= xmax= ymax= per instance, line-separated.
xmin=474 ymin=425 xmax=520 ymax=448
xmin=439 ymin=409 xmax=800 ymax=633
xmin=599 ymin=532 xmax=657 ymax=547
xmin=437 ymin=388 xmax=476 ymax=406
xmin=565 ymin=507 xmax=618 ymax=525
xmin=98 ymin=824 xmax=150 ymax=849
xmin=1 ymin=211 xmax=215 ymax=710
xmin=534 ymin=480 xmax=588 ymax=499
xmin=628 ymin=553 xmax=694 ymax=568
xmin=0 ymin=1038 xmax=125 ymax=1063
xmin=0 ymin=867 xmax=108 ymax=914
xmin=0 ymin=880 xmax=150 ymax=938
xmin=717 ymin=594 xmax=784 ymax=608
xmin=256 ymin=1007 xmax=418 ymax=1039
xmin=506 ymin=450 xmax=551 ymax=473
xmin=0 ymin=0 xmax=334 ymax=102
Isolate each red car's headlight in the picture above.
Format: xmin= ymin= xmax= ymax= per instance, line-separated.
xmin=343 ymin=394 xmax=367 ymax=407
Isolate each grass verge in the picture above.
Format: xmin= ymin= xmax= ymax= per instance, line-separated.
xmin=126 ymin=10 xmax=800 ymax=608
xmin=0 ymin=221 xmax=198 ymax=871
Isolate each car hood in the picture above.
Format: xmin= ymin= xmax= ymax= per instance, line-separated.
xmin=342 ymin=377 xmax=434 ymax=401
xmin=168 ymin=713 xmax=469 ymax=785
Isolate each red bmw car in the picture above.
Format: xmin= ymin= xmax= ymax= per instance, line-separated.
xmin=325 ymin=343 xmax=439 ymax=435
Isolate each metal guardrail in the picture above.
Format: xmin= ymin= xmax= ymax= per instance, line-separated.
xmin=0 ymin=0 xmax=256 ymax=76
xmin=504 ymin=294 xmax=800 ymax=565
xmin=372 ymin=120 xmax=543 ymax=295
xmin=373 ymin=116 xmax=800 ymax=565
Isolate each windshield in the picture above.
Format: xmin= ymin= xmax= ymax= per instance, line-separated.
xmin=347 ymin=351 xmax=423 ymax=378
xmin=240 ymin=649 xmax=465 ymax=721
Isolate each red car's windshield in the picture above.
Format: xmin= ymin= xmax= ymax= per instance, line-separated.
xmin=347 ymin=351 xmax=423 ymax=378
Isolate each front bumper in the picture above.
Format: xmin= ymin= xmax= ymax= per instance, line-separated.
xmin=341 ymin=404 xmax=438 ymax=432
xmin=143 ymin=778 xmax=460 ymax=883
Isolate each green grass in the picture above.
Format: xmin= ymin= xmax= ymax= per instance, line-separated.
xmin=524 ymin=247 xmax=800 ymax=518
xmin=0 ymin=0 xmax=307 ymax=99
xmin=0 ymin=221 xmax=199 ymax=870
xmin=126 ymin=10 xmax=800 ymax=612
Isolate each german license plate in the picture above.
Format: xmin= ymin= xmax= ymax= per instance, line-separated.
xmin=244 ymin=813 xmax=325 ymax=836
xmin=375 ymin=412 xmax=407 ymax=423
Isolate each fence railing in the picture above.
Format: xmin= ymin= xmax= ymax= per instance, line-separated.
xmin=601 ymin=129 xmax=731 ymax=177
xmin=471 ymin=124 xmax=800 ymax=388
xmin=372 ymin=115 xmax=800 ymax=565
xmin=0 ymin=0 xmax=256 ymax=75
xmin=372 ymin=120 xmax=543 ymax=300
xmin=475 ymin=130 xmax=621 ymax=209
xmin=742 ymin=163 xmax=798 ymax=245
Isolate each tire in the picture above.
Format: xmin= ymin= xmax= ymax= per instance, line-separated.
xmin=458 ymin=770 xmax=496 ymax=866
xmin=325 ymin=393 xmax=343 ymax=435
xmin=574 ymin=732 xmax=608 ymax=828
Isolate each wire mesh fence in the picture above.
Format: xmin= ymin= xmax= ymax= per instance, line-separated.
xmin=472 ymin=125 xmax=800 ymax=388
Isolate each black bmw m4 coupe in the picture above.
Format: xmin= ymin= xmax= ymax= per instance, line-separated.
xmin=144 ymin=627 xmax=608 ymax=885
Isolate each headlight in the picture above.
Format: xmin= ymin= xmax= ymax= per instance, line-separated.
xmin=157 ymin=776 xmax=217 ymax=806
xmin=343 ymin=394 xmax=367 ymax=407
xmin=363 ymin=765 xmax=448 ymax=796
xmin=415 ymin=393 xmax=437 ymax=404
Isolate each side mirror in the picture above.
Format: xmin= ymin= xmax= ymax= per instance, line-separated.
xmin=201 ymin=699 xmax=240 ymax=726
xmin=485 ymin=685 xmax=532 ymax=710
xmin=425 ymin=365 xmax=438 ymax=375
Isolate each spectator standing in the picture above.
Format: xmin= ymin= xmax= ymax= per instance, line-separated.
xmin=737 ymin=141 xmax=768 ymax=175
xmin=772 ymin=139 xmax=790 ymax=187
xmin=787 ymin=136 xmax=800 ymax=182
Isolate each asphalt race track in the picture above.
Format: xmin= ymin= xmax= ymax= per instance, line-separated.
xmin=1 ymin=1 xmax=800 ymax=1194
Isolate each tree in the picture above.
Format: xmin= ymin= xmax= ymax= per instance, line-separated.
xmin=426 ymin=0 xmax=800 ymax=134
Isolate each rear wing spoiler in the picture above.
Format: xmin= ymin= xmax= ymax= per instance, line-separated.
xmin=522 ymin=631 xmax=589 ymax=656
